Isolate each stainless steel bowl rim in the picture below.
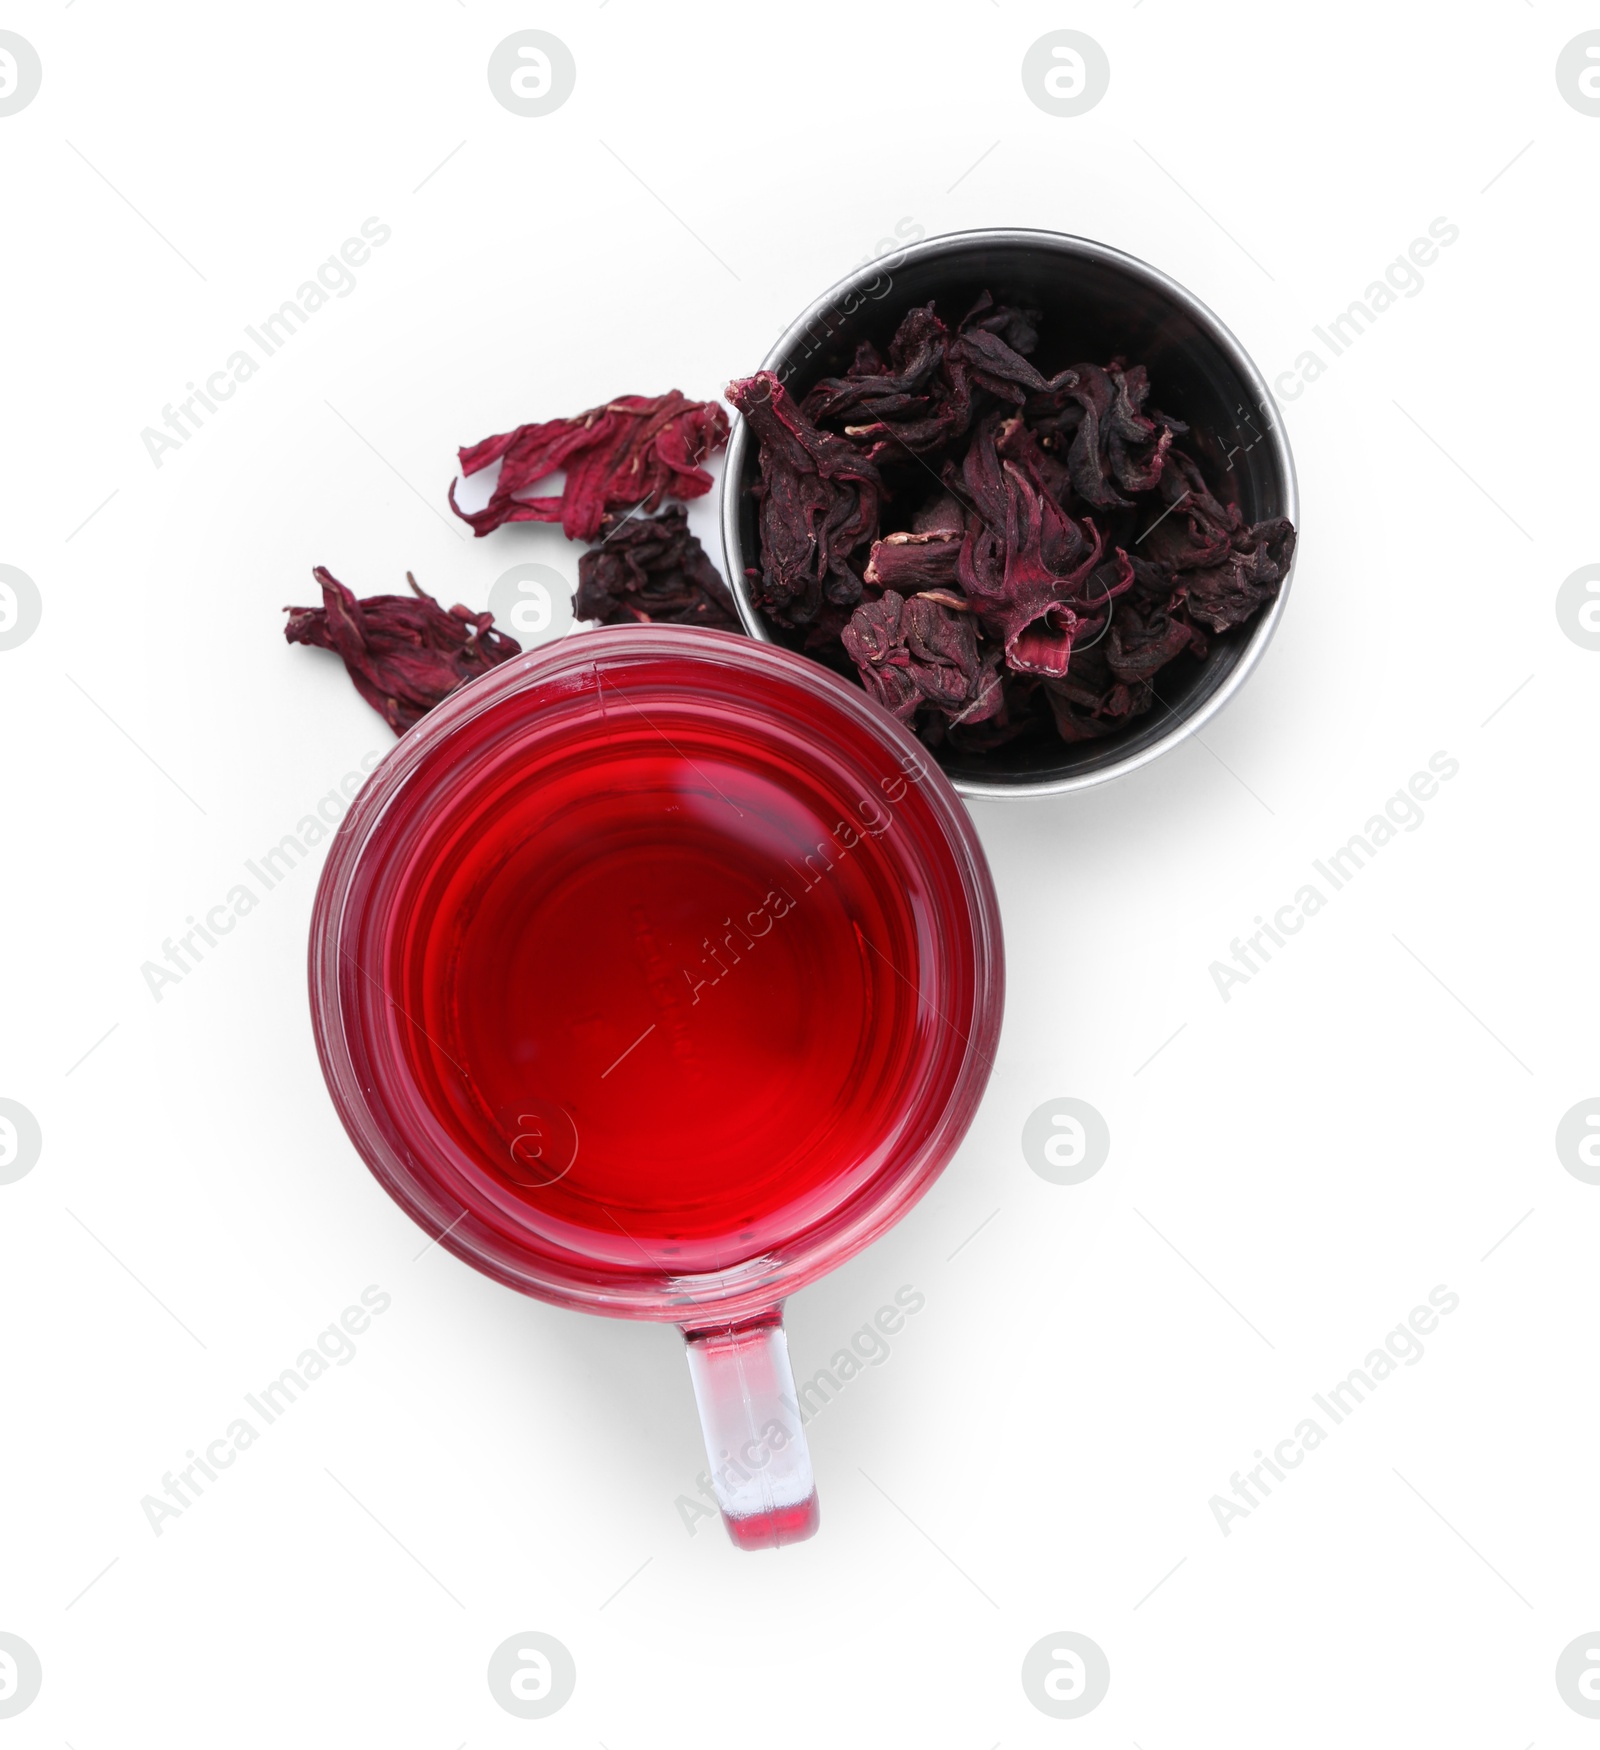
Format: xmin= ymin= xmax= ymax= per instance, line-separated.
xmin=719 ymin=226 xmax=1300 ymax=801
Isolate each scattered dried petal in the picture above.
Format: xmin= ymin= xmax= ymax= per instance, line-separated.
xmin=285 ymin=567 xmax=521 ymax=734
xmin=449 ymin=391 xmax=729 ymax=542
xmin=574 ymin=505 xmax=741 ymax=630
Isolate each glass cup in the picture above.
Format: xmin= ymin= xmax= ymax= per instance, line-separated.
xmin=308 ymin=627 xmax=1003 ymax=1548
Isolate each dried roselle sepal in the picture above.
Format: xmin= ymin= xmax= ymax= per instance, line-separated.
xmin=949 ymin=409 xmax=1011 ymax=534
xmin=943 ymin=638 xmax=1008 ymax=728
xmin=995 ymin=411 xmax=1076 ymax=514
xmin=284 ymin=567 xmax=521 ymax=734
xmin=804 ymin=304 xmax=951 ymax=429
xmin=1245 ymin=515 xmax=1297 ymax=573
xmin=812 ymin=305 xmax=975 ymax=460
xmin=1043 ymin=637 xmax=1159 ymax=743
xmin=840 ymin=590 xmax=1002 ymax=727
xmin=957 ymin=292 xmax=1041 ymax=358
xmin=840 ymin=592 xmax=919 ymax=721
xmin=944 ymin=411 xmax=1012 ymax=612
xmin=955 ymin=442 xmax=1114 ymax=677
xmin=1058 ymin=365 xmax=1130 ymax=510
xmin=574 ymin=505 xmax=741 ymax=631
xmin=726 ymin=370 xmax=879 ymax=625
xmin=1140 ymin=451 xmax=1241 ymax=570
xmin=802 ymin=296 xmax=1057 ymax=461
xmin=1177 ymin=516 xmax=1295 ymax=633
xmin=840 ymin=590 xmax=905 ymax=670
xmin=995 ymin=511 xmax=1118 ymax=679
xmin=1105 ymin=365 xmax=1183 ymax=494
xmin=951 ymin=293 xmax=1062 ymax=405
xmin=1030 ymin=362 xmax=1180 ymax=512
xmin=863 ymin=530 xmax=963 ymax=592
xmin=901 ymin=594 xmax=989 ymax=716
xmin=954 ymin=323 xmax=1072 ymax=405
xmin=449 ymin=391 xmax=729 ymax=542
xmin=1104 ymin=591 xmax=1206 ymax=683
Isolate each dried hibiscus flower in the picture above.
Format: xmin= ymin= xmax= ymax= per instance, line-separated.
xmin=284 ymin=566 xmax=520 ymax=733
xmin=1025 ymin=361 xmax=1187 ymax=510
xmin=725 ymin=371 xmax=880 ymax=626
xmin=799 ymin=292 xmax=1072 ymax=462
xmin=575 ymin=505 xmax=741 ymax=630
xmin=449 ymin=391 xmax=729 ymax=542
xmin=840 ymin=589 xmax=1004 ymax=727
xmin=732 ymin=291 xmax=1295 ymax=754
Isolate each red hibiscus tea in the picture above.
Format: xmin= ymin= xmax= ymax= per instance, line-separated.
xmin=311 ymin=629 xmax=1001 ymax=1547
xmin=313 ymin=630 xmax=1002 ymax=1322
xmin=396 ymin=719 xmax=949 ymax=1273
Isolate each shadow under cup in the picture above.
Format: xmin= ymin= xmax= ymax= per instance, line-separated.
xmin=309 ymin=628 xmax=1003 ymax=1547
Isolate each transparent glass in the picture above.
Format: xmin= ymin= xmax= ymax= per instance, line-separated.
xmin=308 ymin=627 xmax=1003 ymax=1548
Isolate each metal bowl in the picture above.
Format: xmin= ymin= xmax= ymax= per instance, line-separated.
xmin=720 ymin=227 xmax=1299 ymax=800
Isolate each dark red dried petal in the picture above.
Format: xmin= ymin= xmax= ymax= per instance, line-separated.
xmin=841 ymin=590 xmax=1001 ymax=728
xmin=959 ymin=452 xmax=1114 ymax=676
xmin=449 ymin=392 xmax=729 ymax=542
xmin=996 ymin=413 xmax=1076 ymax=508
xmin=1105 ymin=365 xmax=1181 ymax=494
xmin=1105 ymin=590 xmax=1205 ymax=683
xmin=902 ymin=594 xmax=982 ymax=705
xmin=1142 ymin=451 xmax=1241 ymax=569
xmin=1061 ymin=365 xmax=1130 ymax=509
xmin=955 ymin=324 xmax=1070 ymax=404
xmin=839 ymin=589 xmax=904 ymax=670
xmin=726 ymin=371 xmax=879 ymax=626
xmin=840 ymin=591 xmax=920 ymax=724
xmin=957 ymin=291 xmax=1041 ymax=358
xmin=285 ymin=567 xmax=521 ymax=734
xmin=575 ymin=505 xmax=741 ymax=630
xmin=801 ymin=295 xmax=1064 ymax=462
xmin=804 ymin=304 xmax=951 ymax=428
xmin=803 ymin=303 xmax=969 ymax=459
xmin=863 ymin=530 xmax=963 ymax=592
xmin=1178 ymin=516 xmax=1295 ymax=632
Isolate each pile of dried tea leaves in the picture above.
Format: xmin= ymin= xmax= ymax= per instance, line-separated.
xmin=728 ymin=292 xmax=1294 ymax=750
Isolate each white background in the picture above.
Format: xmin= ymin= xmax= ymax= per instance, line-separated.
xmin=4 ymin=1 xmax=1598 ymax=1742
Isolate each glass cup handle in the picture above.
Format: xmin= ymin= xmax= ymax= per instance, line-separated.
xmin=682 ymin=1311 xmax=820 ymax=1550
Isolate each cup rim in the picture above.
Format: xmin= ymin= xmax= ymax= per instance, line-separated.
xmin=719 ymin=225 xmax=1300 ymax=800
xmin=307 ymin=626 xmax=1005 ymax=1324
